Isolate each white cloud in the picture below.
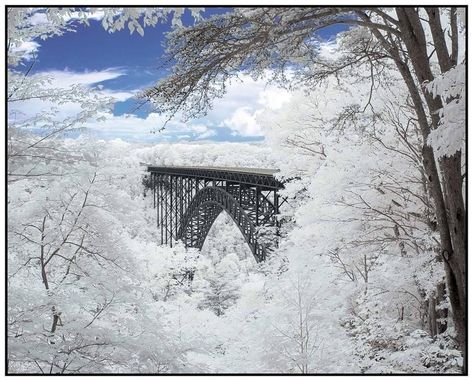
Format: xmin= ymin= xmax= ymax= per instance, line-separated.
xmin=319 ymin=40 xmax=342 ymax=60
xmin=29 ymin=9 xmax=106 ymax=25
xmin=258 ymin=87 xmax=292 ymax=110
xmin=10 ymin=40 xmax=40 ymax=61
xmin=14 ymin=9 xmax=108 ymax=63
xmin=196 ymin=130 xmax=217 ymax=140
xmin=28 ymin=11 xmax=48 ymax=25
xmin=43 ymin=69 xmax=126 ymax=88
xmin=10 ymin=67 xmax=293 ymax=141
xmin=222 ymin=107 xmax=262 ymax=137
xmin=103 ymin=89 xmax=136 ymax=102
xmin=81 ymin=111 xmax=217 ymax=142
xmin=9 ymin=69 xmax=136 ymax=124
xmin=80 ymin=9 xmax=106 ymax=21
xmin=189 ymin=124 xmax=209 ymax=134
xmin=201 ymin=73 xmax=292 ymax=137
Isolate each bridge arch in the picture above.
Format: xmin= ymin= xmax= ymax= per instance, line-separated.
xmin=177 ymin=186 xmax=266 ymax=262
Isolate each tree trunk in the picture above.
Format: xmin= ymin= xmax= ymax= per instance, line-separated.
xmin=394 ymin=8 xmax=466 ymax=366
xmin=428 ymin=294 xmax=438 ymax=338
xmin=436 ymin=281 xmax=448 ymax=335
xmin=439 ymin=152 xmax=466 ymax=356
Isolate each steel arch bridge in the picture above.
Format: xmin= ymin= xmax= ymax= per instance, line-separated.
xmin=146 ymin=166 xmax=286 ymax=262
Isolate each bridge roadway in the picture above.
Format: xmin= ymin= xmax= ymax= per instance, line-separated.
xmin=147 ymin=165 xmax=283 ymax=190
xmin=148 ymin=165 xmax=279 ymax=175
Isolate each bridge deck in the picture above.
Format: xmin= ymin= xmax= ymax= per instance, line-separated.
xmin=148 ymin=165 xmax=278 ymax=175
xmin=147 ymin=165 xmax=283 ymax=189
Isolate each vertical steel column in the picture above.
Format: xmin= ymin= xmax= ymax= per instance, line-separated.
xmin=157 ymin=174 xmax=160 ymax=227
xmin=186 ymin=177 xmax=191 ymax=212
xmin=153 ymin=173 xmax=156 ymax=209
xmin=190 ymin=178 xmax=195 ymax=247
xmin=165 ymin=175 xmax=169 ymax=245
xmin=175 ymin=176 xmax=180 ymax=239
xmin=168 ymin=175 xmax=173 ymax=247
xmin=160 ymin=175 xmax=164 ymax=245
xmin=238 ymin=184 xmax=242 ymax=224
xmin=274 ymin=190 xmax=279 ymax=215
xmin=182 ymin=177 xmax=186 ymax=213
xmin=185 ymin=177 xmax=190 ymax=245
xmin=255 ymin=186 xmax=260 ymax=226
xmin=274 ymin=189 xmax=280 ymax=237
xmin=179 ymin=177 xmax=184 ymax=244
xmin=154 ymin=173 xmax=159 ymax=227
xmin=190 ymin=177 xmax=194 ymax=245
xmin=174 ymin=175 xmax=177 ymax=242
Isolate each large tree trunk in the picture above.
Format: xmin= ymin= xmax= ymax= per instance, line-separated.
xmin=394 ymin=7 xmax=466 ymax=366
xmin=439 ymin=152 xmax=466 ymax=356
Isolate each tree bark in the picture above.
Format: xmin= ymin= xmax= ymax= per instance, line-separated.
xmin=428 ymin=294 xmax=438 ymax=337
xmin=436 ymin=281 xmax=448 ymax=335
xmin=439 ymin=152 xmax=466 ymax=356
xmin=395 ymin=7 xmax=466 ymax=363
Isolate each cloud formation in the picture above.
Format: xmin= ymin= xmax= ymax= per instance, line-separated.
xmin=85 ymin=73 xmax=293 ymax=141
xmin=223 ymin=107 xmax=262 ymax=137
xmin=9 ymin=40 xmax=40 ymax=62
xmin=198 ymin=74 xmax=292 ymax=138
xmin=9 ymin=69 xmax=136 ymax=124
xmin=10 ymin=67 xmax=292 ymax=142
xmin=82 ymin=112 xmax=217 ymax=142
xmin=42 ymin=68 xmax=127 ymax=88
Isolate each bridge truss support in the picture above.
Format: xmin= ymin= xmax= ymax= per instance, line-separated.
xmin=147 ymin=167 xmax=286 ymax=262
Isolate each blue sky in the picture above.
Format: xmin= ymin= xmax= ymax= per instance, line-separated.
xmin=14 ymin=8 xmax=347 ymax=143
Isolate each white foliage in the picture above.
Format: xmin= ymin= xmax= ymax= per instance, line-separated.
xmin=426 ymin=63 xmax=466 ymax=158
